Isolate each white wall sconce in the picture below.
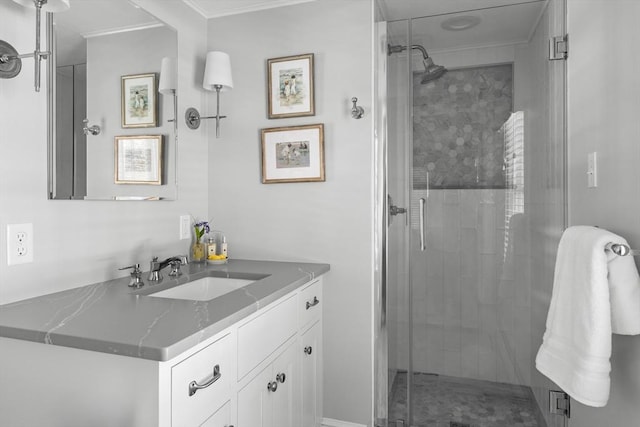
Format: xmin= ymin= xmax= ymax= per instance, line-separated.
xmin=158 ymin=56 xmax=178 ymax=133
xmin=185 ymin=51 xmax=233 ymax=138
xmin=0 ymin=0 xmax=70 ymax=92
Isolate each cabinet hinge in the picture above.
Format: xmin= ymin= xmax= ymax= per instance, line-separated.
xmin=549 ymin=390 xmax=571 ymax=418
xmin=549 ymin=35 xmax=569 ymax=60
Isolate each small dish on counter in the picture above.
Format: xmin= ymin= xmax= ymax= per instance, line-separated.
xmin=207 ymin=258 xmax=228 ymax=265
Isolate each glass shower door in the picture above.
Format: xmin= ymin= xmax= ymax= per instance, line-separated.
xmin=383 ymin=2 xmax=567 ymax=426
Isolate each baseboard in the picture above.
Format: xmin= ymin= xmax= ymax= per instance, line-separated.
xmin=322 ymin=417 xmax=368 ymax=427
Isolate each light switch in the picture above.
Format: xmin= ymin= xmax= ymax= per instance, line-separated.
xmin=179 ymin=215 xmax=191 ymax=240
xmin=587 ymin=152 xmax=597 ymax=188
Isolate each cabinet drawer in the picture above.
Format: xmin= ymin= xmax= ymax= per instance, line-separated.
xmin=172 ymin=334 xmax=232 ymax=427
xmin=201 ymin=400 xmax=230 ymax=427
xmin=299 ymin=279 xmax=322 ymax=329
xmin=237 ymin=294 xmax=297 ymax=380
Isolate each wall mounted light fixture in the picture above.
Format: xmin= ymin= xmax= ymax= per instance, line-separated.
xmin=185 ymin=51 xmax=233 ymax=138
xmin=159 ymin=56 xmax=178 ymax=133
xmin=0 ymin=0 xmax=70 ymax=92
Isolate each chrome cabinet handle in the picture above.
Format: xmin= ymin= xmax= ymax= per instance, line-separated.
xmin=188 ymin=364 xmax=221 ymax=397
xmin=419 ymin=198 xmax=426 ymax=251
xmin=267 ymin=381 xmax=278 ymax=392
xmin=276 ymin=372 xmax=286 ymax=384
xmin=304 ymin=346 xmax=313 ymax=355
xmin=306 ymin=296 xmax=320 ymax=310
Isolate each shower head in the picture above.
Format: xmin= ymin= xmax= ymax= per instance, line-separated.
xmin=388 ymin=43 xmax=447 ymax=83
xmin=421 ymin=57 xmax=447 ymax=83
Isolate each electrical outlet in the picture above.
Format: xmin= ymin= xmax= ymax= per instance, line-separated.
xmin=179 ymin=215 xmax=191 ymax=240
xmin=7 ymin=223 xmax=33 ymax=265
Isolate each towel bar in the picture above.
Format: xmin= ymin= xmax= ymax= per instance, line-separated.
xmin=606 ymin=242 xmax=640 ymax=257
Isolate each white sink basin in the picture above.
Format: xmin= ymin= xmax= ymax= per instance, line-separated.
xmin=148 ymin=276 xmax=255 ymax=301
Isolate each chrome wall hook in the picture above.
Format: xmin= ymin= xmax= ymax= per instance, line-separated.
xmin=351 ymin=97 xmax=364 ymax=119
xmin=82 ymin=118 xmax=100 ymax=136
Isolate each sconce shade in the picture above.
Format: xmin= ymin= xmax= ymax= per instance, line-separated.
xmin=12 ymin=0 xmax=70 ymax=12
xmin=158 ymin=57 xmax=177 ymax=94
xmin=203 ymin=51 xmax=233 ymax=92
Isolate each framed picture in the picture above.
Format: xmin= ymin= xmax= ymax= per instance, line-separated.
xmin=121 ymin=73 xmax=157 ymax=128
xmin=115 ymin=135 xmax=162 ymax=185
xmin=267 ymin=53 xmax=315 ymax=119
xmin=261 ymin=124 xmax=324 ymax=183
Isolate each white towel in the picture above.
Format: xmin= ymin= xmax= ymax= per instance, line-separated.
xmin=535 ymin=226 xmax=640 ymax=407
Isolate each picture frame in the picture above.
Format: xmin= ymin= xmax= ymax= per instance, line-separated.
xmin=261 ymin=124 xmax=325 ymax=184
xmin=114 ymin=135 xmax=162 ymax=185
xmin=267 ymin=53 xmax=315 ymax=119
xmin=121 ymin=73 xmax=157 ymax=128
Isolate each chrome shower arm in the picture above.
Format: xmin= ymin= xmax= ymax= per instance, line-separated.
xmin=388 ymin=44 xmax=430 ymax=60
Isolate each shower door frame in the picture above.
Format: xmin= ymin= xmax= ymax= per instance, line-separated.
xmin=373 ymin=16 xmax=417 ymax=427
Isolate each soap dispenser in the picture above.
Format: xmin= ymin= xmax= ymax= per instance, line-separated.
xmin=221 ymin=236 xmax=228 ymax=258
xmin=206 ymin=237 xmax=217 ymax=260
xmin=119 ymin=264 xmax=145 ymax=288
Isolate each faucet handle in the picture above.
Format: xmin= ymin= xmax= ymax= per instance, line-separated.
xmin=168 ymin=259 xmax=183 ymax=277
xmin=119 ymin=264 xmax=145 ymax=288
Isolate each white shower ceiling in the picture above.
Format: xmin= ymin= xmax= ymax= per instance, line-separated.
xmin=381 ymin=0 xmax=548 ymax=53
xmin=181 ymin=0 xmax=318 ymax=18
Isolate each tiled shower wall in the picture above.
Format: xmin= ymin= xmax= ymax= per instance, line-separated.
xmin=410 ymin=188 xmax=532 ymax=385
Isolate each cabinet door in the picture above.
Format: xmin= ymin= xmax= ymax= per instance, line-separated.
xmin=237 ymin=364 xmax=272 ymax=427
xmin=301 ymin=321 xmax=322 ymax=427
xmin=237 ymin=341 xmax=298 ymax=427
xmin=272 ymin=342 xmax=298 ymax=427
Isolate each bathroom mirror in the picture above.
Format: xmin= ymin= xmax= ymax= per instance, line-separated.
xmin=48 ymin=0 xmax=178 ymax=200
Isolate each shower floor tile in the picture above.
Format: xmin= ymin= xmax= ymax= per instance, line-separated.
xmin=389 ymin=372 xmax=541 ymax=427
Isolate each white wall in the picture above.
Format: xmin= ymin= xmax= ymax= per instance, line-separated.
xmin=206 ymin=0 xmax=374 ymax=424
xmin=567 ymin=0 xmax=640 ymax=425
xmin=0 ymin=1 xmax=208 ymax=304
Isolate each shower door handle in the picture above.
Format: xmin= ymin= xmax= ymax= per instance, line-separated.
xmin=419 ymin=198 xmax=426 ymax=251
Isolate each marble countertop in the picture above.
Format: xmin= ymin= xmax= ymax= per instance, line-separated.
xmin=0 ymin=259 xmax=329 ymax=362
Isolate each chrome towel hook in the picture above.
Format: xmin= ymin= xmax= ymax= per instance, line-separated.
xmin=351 ymin=97 xmax=364 ymax=119
xmin=82 ymin=118 xmax=101 ymax=136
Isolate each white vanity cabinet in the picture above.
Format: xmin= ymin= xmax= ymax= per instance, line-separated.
xmin=0 ymin=276 xmax=324 ymax=427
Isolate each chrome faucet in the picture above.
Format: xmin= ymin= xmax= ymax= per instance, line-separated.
xmin=148 ymin=255 xmax=188 ymax=282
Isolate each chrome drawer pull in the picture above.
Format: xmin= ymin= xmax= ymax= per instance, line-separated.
xmin=267 ymin=381 xmax=278 ymax=392
xmin=304 ymin=346 xmax=313 ymax=355
xmin=188 ymin=364 xmax=221 ymax=397
xmin=276 ymin=372 xmax=286 ymax=384
xmin=306 ymin=296 xmax=320 ymax=310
